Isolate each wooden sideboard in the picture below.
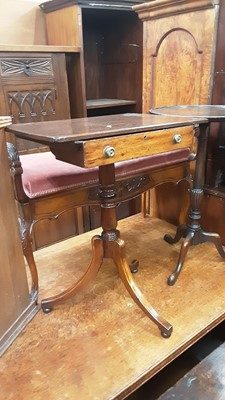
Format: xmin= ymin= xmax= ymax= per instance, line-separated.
xmin=0 ymin=116 xmax=39 ymax=356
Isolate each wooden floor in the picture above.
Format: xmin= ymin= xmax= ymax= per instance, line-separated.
xmin=2 ymin=214 xmax=225 ymax=400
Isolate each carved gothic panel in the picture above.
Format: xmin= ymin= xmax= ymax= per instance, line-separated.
xmin=8 ymin=89 xmax=56 ymax=123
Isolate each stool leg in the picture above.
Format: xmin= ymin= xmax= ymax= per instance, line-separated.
xmin=19 ymin=207 xmax=38 ymax=302
xmin=23 ymin=231 xmax=39 ymax=302
xmin=41 ymin=235 xmax=103 ymax=313
xmin=112 ymin=238 xmax=173 ymax=338
xmin=99 ymin=164 xmax=172 ymax=338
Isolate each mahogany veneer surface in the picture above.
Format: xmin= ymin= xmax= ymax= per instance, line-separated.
xmin=7 ymin=113 xmax=206 ymax=142
xmin=1 ymin=215 xmax=225 ymax=399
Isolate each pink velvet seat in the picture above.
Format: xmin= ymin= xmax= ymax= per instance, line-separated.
xmin=20 ymin=149 xmax=190 ymax=199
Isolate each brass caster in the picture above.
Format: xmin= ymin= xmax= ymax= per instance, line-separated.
xmin=129 ymin=259 xmax=139 ymax=273
xmin=168 ymin=273 xmax=176 ymax=286
xmin=42 ymin=306 xmax=52 ymax=314
xmin=164 ymin=234 xmax=174 ymax=244
xmin=161 ymin=330 xmax=172 ymax=338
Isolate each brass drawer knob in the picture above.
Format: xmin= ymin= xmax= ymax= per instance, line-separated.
xmin=173 ymin=134 xmax=182 ymax=144
xmin=104 ymin=146 xmax=116 ymax=158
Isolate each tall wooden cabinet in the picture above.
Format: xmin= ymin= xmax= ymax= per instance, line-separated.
xmin=134 ymin=0 xmax=219 ymax=112
xmin=134 ymin=0 xmax=223 ymax=228
xmin=39 ymin=0 xmax=143 ymax=117
xmin=0 ymin=117 xmax=38 ymax=356
xmin=39 ymin=0 xmax=144 ymax=229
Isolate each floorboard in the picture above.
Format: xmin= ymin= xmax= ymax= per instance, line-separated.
xmin=1 ymin=215 xmax=225 ymax=400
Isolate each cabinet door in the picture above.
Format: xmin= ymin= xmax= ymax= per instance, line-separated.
xmin=0 ymin=52 xmax=71 ymax=153
xmin=138 ymin=6 xmax=218 ymax=112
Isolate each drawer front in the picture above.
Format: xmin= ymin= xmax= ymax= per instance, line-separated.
xmin=0 ymin=57 xmax=54 ymax=80
xmin=82 ymin=126 xmax=194 ymax=167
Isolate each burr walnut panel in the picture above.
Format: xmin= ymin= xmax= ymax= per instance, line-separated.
xmin=134 ymin=5 xmax=218 ymax=113
xmin=151 ymin=29 xmax=203 ymax=107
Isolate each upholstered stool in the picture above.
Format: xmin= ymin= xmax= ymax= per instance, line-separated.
xmin=7 ymin=145 xmax=190 ymax=304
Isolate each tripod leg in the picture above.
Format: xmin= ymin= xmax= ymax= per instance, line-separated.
xmin=164 ymin=224 xmax=188 ymax=245
xmin=168 ymin=231 xmax=194 ymax=286
xmin=201 ymin=231 xmax=225 ymax=259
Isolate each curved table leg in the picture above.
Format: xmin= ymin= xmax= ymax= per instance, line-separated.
xmin=168 ymin=231 xmax=195 ymax=286
xmin=112 ymin=238 xmax=173 ymax=338
xmin=164 ymin=224 xmax=188 ymax=245
xmin=200 ymin=231 xmax=225 ymax=258
xmin=41 ymin=235 xmax=103 ymax=313
xmin=23 ymin=235 xmax=39 ymax=302
xmin=20 ymin=216 xmax=39 ymax=303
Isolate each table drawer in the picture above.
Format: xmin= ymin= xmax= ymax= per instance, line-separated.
xmin=81 ymin=126 xmax=194 ymax=167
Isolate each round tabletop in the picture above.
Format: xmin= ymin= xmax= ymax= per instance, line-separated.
xmin=150 ymin=105 xmax=225 ymax=121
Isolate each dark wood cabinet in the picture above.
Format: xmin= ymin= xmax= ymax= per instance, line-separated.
xmin=39 ymin=0 xmax=143 ymax=229
xmin=39 ymin=0 xmax=143 ymax=117
xmin=0 ymin=47 xmax=73 ymax=153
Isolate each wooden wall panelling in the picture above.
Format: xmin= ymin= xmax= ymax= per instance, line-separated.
xmin=0 ymin=118 xmax=38 ymax=356
xmin=134 ymin=0 xmax=219 ymax=226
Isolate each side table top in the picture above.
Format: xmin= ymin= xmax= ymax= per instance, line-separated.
xmin=150 ymin=105 xmax=225 ymax=121
xmin=6 ymin=113 xmax=207 ymax=145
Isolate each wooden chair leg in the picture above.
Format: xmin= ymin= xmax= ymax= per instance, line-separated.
xmin=141 ymin=190 xmax=151 ymax=218
xmin=75 ymin=206 xmax=84 ymax=234
xmin=19 ymin=204 xmax=39 ymax=302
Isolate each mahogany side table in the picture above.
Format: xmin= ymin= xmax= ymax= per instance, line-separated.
xmin=6 ymin=113 xmax=206 ymax=337
xmin=150 ymin=105 xmax=225 ymax=285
